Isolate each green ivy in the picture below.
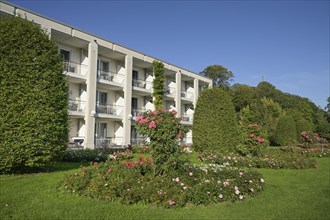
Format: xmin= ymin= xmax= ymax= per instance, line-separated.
xmin=0 ymin=16 xmax=68 ymax=173
xmin=152 ymin=61 xmax=165 ymax=110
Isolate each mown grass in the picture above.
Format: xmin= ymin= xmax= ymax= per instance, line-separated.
xmin=0 ymin=158 xmax=329 ymax=220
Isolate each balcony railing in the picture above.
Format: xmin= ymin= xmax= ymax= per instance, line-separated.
xmin=131 ymin=108 xmax=147 ymax=117
xmin=181 ymin=90 xmax=194 ymax=99
xmin=95 ymin=137 xmax=111 ymax=148
xmin=132 ymin=79 xmax=153 ymax=90
xmin=63 ymin=61 xmax=87 ymax=76
xmin=98 ymin=70 xmax=125 ymax=84
xmin=130 ymin=137 xmax=148 ymax=146
xmin=96 ymin=104 xmax=124 ymax=116
xmin=164 ymin=86 xmax=176 ymax=96
xmin=181 ymin=114 xmax=193 ymax=123
xmin=68 ymin=99 xmax=86 ymax=112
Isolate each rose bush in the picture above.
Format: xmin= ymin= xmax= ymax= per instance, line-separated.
xmin=135 ymin=108 xmax=188 ymax=175
xmin=236 ymin=123 xmax=269 ymax=156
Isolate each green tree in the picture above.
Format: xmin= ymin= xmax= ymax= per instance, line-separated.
xmin=231 ymin=83 xmax=257 ymax=112
xmin=193 ymin=88 xmax=241 ymax=152
xmin=274 ymin=115 xmax=297 ymax=146
xmin=0 ymin=17 xmax=68 ymax=173
xmin=152 ymin=61 xmax=165 ymax=110
xmin=200 ymin=64 xmax=234 ymax=88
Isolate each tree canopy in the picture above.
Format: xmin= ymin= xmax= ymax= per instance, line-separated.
xmin=200 ymin=64 xmax=234 ymax=88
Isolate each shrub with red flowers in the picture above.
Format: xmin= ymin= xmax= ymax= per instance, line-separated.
xmin=135 ymin=108 xmax=188 ymax=175
xmin=300 ymin=131 xmax=321 ymax=148
xmin=237 ymin=123 xmax=269 ymax=156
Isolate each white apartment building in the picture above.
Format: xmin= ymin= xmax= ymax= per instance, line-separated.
xmin=0 ymin=1 xmax=212 ymax=149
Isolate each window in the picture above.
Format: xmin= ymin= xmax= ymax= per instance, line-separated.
xmin=97 ymin=91 xmax=107 ymax=105
xmin=95 ymin=123 xmax=107 ymax=138
xmin=132 ymin=70 xmax=138 ymax=80
xmin=97 ymin=60 xmax=110 ymax=79
xmin=132 ymin=97 xmax=138 ymax=110
xmin=60 ymin=49 xmax=70 ymax=62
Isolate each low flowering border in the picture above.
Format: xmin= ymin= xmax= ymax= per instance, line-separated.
xmin=61 ymin=158 xmax=265 ymax=208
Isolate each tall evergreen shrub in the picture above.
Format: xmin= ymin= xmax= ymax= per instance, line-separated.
xmin=192 ymin=88 xmax=241 ymax=152
xmin=0 ymin=17 xmax=68 ymax=173
xmin=274 ymin=115 xmax=297 ymax=146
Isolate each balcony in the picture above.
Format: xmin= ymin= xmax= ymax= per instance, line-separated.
xmin=63 ymin=61 xmax=87 ymax=78
xmin=132 ymin=79 xmax=153 ymax=92
xmin=98 ymin=70 xmax=125 ymax=85
xmin=95 ymin=137 xmax=111 ymax=148
xmin=131 ymin=108 xmax=147 ymax=117
xmin=181 ymin=114 xmax=193 ymax=123
xmin=94 ymin=136 xmax=126 ymax=149
xmin=68 ymin=99 xmax=86 ymax=112
xmin=164 ymin=86 xmax=176 ymax=99
xmin=130 ymin=137 xmax=148 ymax=146
xmin=96 ymin=104 xmax=124 ymax=117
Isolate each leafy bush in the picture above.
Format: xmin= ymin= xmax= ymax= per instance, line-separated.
xmin=61 ymin=157 xmax=265 ymax=208
xmin=199 ymin=150 xmax=318 ymax=169
xmin=62 ymin=149 xmax=133 ymax=163
xmin=135 ymin=108 xmax=188 ymax=175
xmin=237 ymin=123 xmax=269 ymax=156
xmin=274 ymin=115 xmax=297 ymax=146
xmin=0 ymin=16 xmax=68 ymax=173
xmin=300 ymin=131 xmax=321 ymax=148
xmin=193 ymin=88 xmax=241 ymax=152
xmin=295 ymin=118 xmax=314 ymax=142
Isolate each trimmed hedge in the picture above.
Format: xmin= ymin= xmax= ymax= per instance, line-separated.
xmin=0 ymin=17 xmax=68 ymax=173
xmin=192 ymin=88 xmax=241 ymax=152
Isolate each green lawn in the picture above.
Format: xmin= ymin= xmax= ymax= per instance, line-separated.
xmin=1 ymin=158 xmax=329 ymax=220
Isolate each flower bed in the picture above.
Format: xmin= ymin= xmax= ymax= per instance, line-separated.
xmin=61 ymin=156 xmax=265 ymax=208
xmin=199 ymin=149 xmax=318 ymax=169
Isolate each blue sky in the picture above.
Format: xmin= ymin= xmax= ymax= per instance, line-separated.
xmin=9 ymin=0 xmax=330 ymax=108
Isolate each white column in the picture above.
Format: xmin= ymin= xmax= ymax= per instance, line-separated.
xmin=194 ymin=78 xmax=199 ymax=108
xmin=175 ymin=71 xmax=182 ymax=117
xmin=84 ymin=41 xmax=98 ymax=149
xmin=123 ymin=55 xmax=133 ymax=145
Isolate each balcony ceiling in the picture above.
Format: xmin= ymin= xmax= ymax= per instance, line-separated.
xmin=52 ymin=30 xmax=88 ymax=49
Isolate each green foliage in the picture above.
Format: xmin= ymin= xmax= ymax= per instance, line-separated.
xmin=135 ymin=109 xmax=188 ymax=175
xmin=239 ymin=97 xmax=284 ymax=145
xmin=295 ymin=118 xmax=314 ymax=142
xmin=61 ymin=158 xmax=264 ymax=208
xmin=152 ymin=61 xmax=165 ymax=110
xmin=200 ymin=64 xmax=234 ymax=88
xmin=300 ymin=131 xmax=322 ymax=148
xmin=193 ymin=88 xmax=241 ymax=152
xmin=199 ymin=150 xmax=318 ymax=169
xmin=237 ymin=123 xmax=269 ymax=156
xmin=231 ymin=84 xmax=257 ymax=112
xmin=0 ymin=16 xmax=68 ymax=173
xmin=274 ymin=115 xmax=297 ymax=146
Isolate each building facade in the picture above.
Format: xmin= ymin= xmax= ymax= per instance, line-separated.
xmin=0 ymin=1 xmax=213 ymax=149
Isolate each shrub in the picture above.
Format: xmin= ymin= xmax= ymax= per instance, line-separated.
xmin=237 ymin=123 xmax=269 ymax=156
xmin=274 ymin=115 xmax=297 ymax=146
xmin=135 ymin=109 xmax=188 ymax=175
xmin=193 ymin=88 xmax=241 ymax=152
xmin=62 ymin=149 xmax=133 ymax=163
xmin=296 ymin=118 xmax=314 ymax=142
xmin=199 ymin=150 xmax=318 ymax=169
xmin=300 ymin=131 xmax=321 ymax=148
xmin=0 ymin=16 xmax=68 ymax=173
xmin=61 ymin=158 xmax=265 ymax=208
